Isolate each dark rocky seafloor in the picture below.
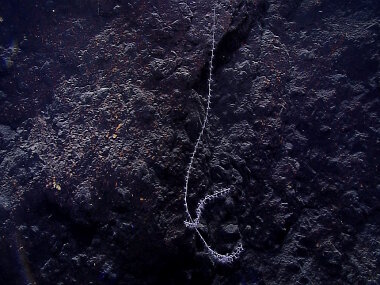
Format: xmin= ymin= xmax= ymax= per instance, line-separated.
xmin=0 ymin=0 xmax=379 ymax=284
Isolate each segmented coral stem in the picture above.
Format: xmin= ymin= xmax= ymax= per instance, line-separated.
xmin=183 ymin=4 xmax=243 ymax=264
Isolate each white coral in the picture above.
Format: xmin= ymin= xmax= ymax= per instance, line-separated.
xmin=183 ymin=4 xmax=243 ymax=264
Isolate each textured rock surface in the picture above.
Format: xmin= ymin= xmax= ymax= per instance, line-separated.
xmin=0 ymin=0 xmax=379 ymax=284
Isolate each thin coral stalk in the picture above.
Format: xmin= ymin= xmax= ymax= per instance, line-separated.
xmin=183 ymin=4 xmax=243 ymax=264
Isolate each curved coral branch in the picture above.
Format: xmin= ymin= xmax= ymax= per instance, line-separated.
xmin=183 ymin=4 xmax=243 ymax=264
xmin=184 ymin=188 xmax=231 ymax=229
